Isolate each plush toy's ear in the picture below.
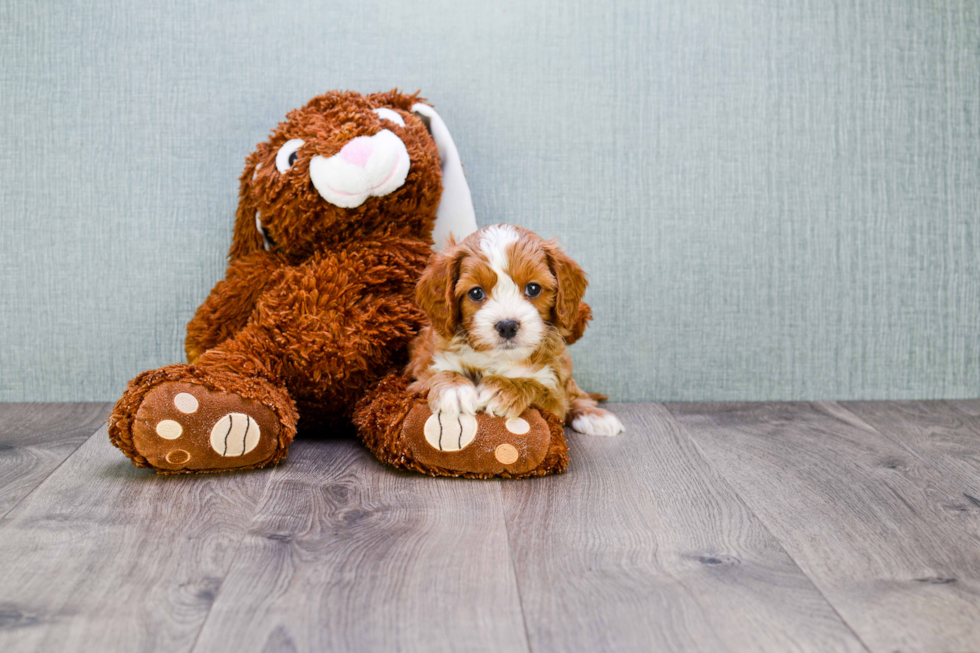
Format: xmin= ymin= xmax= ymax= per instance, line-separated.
xmin=411 ymin=103 xmax=478 ymax=251
xmin=544 ymin=241 xmax=589 ymax=338
xmin=416 ymin=240 xmax=466 ymax=338
xmin=229 ymin=155 xmax=266 ymax=261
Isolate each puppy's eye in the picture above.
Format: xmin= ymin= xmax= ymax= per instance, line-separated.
xmin=372 ymin=107 xmax=406 ymax=127
xmin=467 ymin=287 xmax=485 ymax=301
xmin=525 ymin=283 xmax=542 ymax=298
xmin=275 ymin=138 xmax=305 ymax=173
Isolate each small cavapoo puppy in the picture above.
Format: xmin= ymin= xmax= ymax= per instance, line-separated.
xmin=406 ymin=224 xmax=624 ymax=436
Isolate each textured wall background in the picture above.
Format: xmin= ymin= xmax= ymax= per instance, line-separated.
xmin=2 ymin=0 xmax=979 ymax=402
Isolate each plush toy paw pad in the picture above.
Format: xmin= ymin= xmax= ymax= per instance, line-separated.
xmin=494 ymin=443 xmax=519 ymax=464
xmin=173 ymin=392 xmax=199 ymax=413
xmin=209 ymin=413 xmax=261 ymax=456
xmin=131 ymin=382 xmax=282 ymax=472
xmin=166 ymin=449 xmax=191 ymax=465
xmin=402 ymin=404 xmax=553 ymax=475
xmin=423 ymin=413 xmax=478 ymax=451
xmin=155 ymin=419 xmax=183 ymax=439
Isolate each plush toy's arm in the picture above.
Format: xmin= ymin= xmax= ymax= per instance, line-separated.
xmin=284 ymin=237 xmax=432 ymax=371
xmin=194 ymin=236 xmax=433 ymax=408
xmin=185 ymin=251 xmax=284 ymax=363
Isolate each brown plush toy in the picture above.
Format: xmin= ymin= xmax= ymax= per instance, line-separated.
xmin=108 ymin=89 xmax=582 ymax=478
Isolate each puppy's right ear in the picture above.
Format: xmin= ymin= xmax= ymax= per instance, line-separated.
xmin=416 ymin=240 xmax=465 ymax=339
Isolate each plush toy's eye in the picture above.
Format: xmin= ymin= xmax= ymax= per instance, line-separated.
xmin=525 ymin=283 xmax=542 ymax=298
xmin=275 ymin=138 xmax=305 ymax=173
xmin=467 ymin=287 xmax=485 ymax=302
xmin=372 ymin=108 xmax=405 ymax=127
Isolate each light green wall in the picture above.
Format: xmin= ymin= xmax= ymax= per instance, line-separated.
xmin=2 ymin=0 xmax=978 ymax=402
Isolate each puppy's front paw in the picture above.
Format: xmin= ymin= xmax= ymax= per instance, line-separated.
xmin=428 ymin=383 xmax=480 ymax=417
xmin=478 ymin=383 xmax=531 ymax=419
xmin=571 ymin=409 xmax=624 ymax=437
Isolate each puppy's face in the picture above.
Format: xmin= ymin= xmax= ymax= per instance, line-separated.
xmin=417 ymin=224 xmax=588 ymax=357
xmin=456 ymin=226 xmax=554 ymax=355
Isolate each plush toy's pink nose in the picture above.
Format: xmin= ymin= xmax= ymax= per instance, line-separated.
xmin=338 ymin=138 xmax=373 ymax=168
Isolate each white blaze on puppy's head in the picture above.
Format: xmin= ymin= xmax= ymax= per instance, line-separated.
xmin=465 ymin=225 xmax=547 ymax=357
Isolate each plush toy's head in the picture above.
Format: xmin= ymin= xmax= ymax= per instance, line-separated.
xmin=230 ymin=90 xmax=476 ymax=259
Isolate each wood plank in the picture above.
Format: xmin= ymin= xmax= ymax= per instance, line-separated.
xmin=191 ymin=438 xmax=529 ymax=653
xmin=501 ymin=403 xmax=867 ymax=653
xmin=666 ymin=401 xmax=980 ymax=653
xmin=842 ymin=400 xmax=980 ymax=506
xmin=0 ymin=402 xmax=112 ymax=518
xmin=947 ymin=398 xmax=980 ymax=419
xmin=0 ymin=424 xmax=272 ymax=653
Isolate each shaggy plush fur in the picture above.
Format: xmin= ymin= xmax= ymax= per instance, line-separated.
xmin=110 ymin=90 xmax=442 ymax=472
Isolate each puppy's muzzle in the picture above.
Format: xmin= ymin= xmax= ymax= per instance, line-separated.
xmin=495 ymin=320 xmax=520 ymax=340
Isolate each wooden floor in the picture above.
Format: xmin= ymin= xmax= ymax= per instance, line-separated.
xmin=1 ymin=401 xmax=979 ymax=653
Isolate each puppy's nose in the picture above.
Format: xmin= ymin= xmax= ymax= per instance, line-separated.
xmin=495 ymin=320 xmax=520 ymax=340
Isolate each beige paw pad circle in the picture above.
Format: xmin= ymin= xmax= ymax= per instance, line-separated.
xmin=495 ymin=443 xmax=519 ymax=465
xmin=166 ymin=449 xmax=191 ymax=465
xmin=156 ymin=420 xmax=183 ymax=440
xmin=505 ymin=417 xmax=530 ymax=435
xmin=424 ymin=413 xmax=478 ymax=451
xmin=173 ymin=392 xmax=199 ymax=414
xmin=209 ymin=413 xmax=260 ymax=457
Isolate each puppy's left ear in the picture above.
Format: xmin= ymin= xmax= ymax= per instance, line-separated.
xmin=544 ymin=241 xmax=589 ymax=338
xmin=416 ymin=240 xmax=467 ymax=339
xmin=412 ymin=103 xmax=478 ymax=251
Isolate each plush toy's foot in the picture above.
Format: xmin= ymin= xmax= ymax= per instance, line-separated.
xmin=401 ymin=406 xmax=557 ymax=475
xmin=109 ymin=364 xmax=297 ymax=474
xmin=354 ymin=373 xmax=569 ymax=479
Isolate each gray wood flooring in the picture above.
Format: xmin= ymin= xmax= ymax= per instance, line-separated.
xmin=1 ymin=401 xmax=978 ymax=653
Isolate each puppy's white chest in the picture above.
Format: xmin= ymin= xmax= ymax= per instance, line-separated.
xmin=431 ymin=348 xmax=558 ymax=389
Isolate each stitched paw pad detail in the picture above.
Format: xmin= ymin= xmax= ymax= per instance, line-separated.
xmin=131 ymin=382 xmax=281 ymax=472
xmin=209 ymin=413 xmax=261 ymax=456
xmin=423 ymin=413 xmax=478 ymax=451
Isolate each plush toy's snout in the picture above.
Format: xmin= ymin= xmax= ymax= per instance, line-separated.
xmin=310 ymin=129 xmax=411 ymax=209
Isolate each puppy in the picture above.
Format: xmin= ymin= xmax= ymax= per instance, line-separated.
xmin=406 ymin=224 xmax=624 ymax=437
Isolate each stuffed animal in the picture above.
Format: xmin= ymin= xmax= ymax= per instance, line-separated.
xmin=108 ymin=90 xmax=479 ymax=472
xmin=109 ymin=89 xmax=585 ymax=478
